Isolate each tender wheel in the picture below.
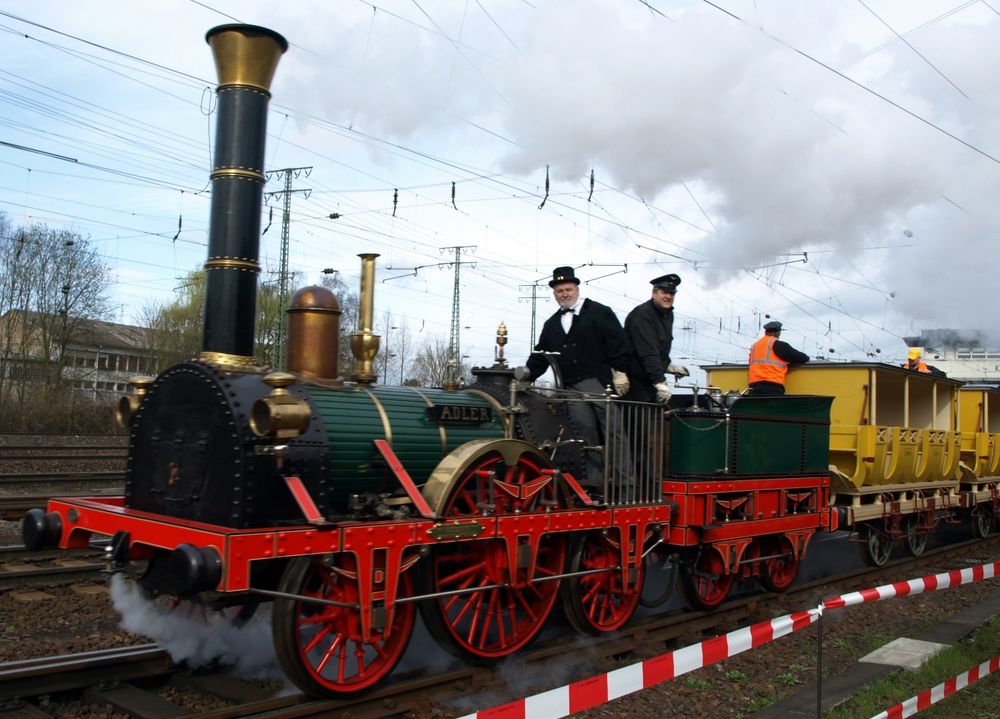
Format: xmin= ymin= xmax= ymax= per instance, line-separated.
xmin=272 ymin=554 xmax=415 ymax=696
xmin=858 ymin=523 xmax=892 ymax=567
xmin=561 ymin=530 xmax=643 ymax=634
xmin=421 ymin=441 xmax=567 ymax=662
xmin=678 ymin=547 xmax=734 ymax=610
xmin=757 ymin=536 xmax=799 ymax=593
xmin=639 ymin=548 xmax=676 ymax=608
xmin=904 ymin=518 xmax=928 ymax=556
xmin=972 ymin=510 xmax=993 ymax=539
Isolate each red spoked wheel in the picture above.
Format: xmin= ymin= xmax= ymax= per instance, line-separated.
xmin=677 ymin=547 xmax=734 ymax=610
xmin=272 ymin=554 xmax=415 ymax=697
xmin=561 ymin=529 xmax=643 ymax=634
xmin=757 ymin=536 xmax=799 ymax=593
xmin=421 ymin=441 xmax=567 ymax=662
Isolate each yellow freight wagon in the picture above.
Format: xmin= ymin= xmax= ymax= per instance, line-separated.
xmin=958 ymin=384 xmax=1000 ymax=479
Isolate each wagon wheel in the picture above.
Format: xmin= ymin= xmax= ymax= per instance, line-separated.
xmin=677 ymin=547 xmax=734 ymax=610
xmin=272 ymin=553 xmax=415 ymax=696
xmin=757 ymin=536 xmax=800 ymax=593
xmin=561 ymin=529 xmax=644 ymax=634
xmin=971 ymin=510 xmax=993 ymax=539
xmin=904 ymin=517 xmax=928 ymax=557
xmin=858 ymin=523 xmax=892 ymax=567
xmin=420 ymin=440 xmax=568 ymax=662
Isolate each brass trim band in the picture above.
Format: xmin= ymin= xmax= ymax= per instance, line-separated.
xmin=464 ymin=388 xmax=511 ymax=435
xmin=362 ymin=386 xmax=393 ymax=446
xmin=196 ymin=350 xmax=261 ymax=372
xmin=217 ymin=83 xmax=272 ymax=96
xmin=204 ymin=257 xmax=261 ymax=273
xmin=210 ymin=167 xmax=266 ymax=182
xmin=408 ymin=387 xmax=448 ymax=456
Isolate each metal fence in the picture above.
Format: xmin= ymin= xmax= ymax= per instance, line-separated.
xmin=536 ymin=388 xmax=668 ymax=506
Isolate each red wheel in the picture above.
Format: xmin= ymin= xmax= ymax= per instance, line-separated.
xmin=678 ymin=547 xmax=734 ymax=610
xmin=421 ymin=442 xmax=567 ymax=662
xmin=272 ymin=554 xmax=415 ymax=696
xmin=758 ymin=536 xmax=799 ymax=593
xmin=561 ymin=530 xmax=643 ymax=634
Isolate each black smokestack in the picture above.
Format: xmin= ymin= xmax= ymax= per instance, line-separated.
xmin=199 ymin=24 xmax=288 ymax=367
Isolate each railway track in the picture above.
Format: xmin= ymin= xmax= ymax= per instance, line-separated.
xmin=3 ymin=534 xmax=996 ymax=719
xmin=0 ymin=487 xmax=122 ymax=519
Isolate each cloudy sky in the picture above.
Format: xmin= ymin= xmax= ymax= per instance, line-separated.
xmin=2 ymin=0 xmax=998 ymax=381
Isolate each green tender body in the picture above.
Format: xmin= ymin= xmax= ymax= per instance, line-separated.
xmin=668 ymin=395 xmax=832 ymax=476
xmin=304 ymin=384 xmax=505 ymax=505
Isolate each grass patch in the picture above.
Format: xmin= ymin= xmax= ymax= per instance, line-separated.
xmin=725 ymin=669 xmax=749 ymax=683
xmin=825 ymin=617 xmax=1000 ymax=718
xmin=683 ymin=676 xmax=712 ymax=690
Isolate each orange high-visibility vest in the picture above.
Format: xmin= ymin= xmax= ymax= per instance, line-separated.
xmin=901 ymin=360 xmax=929 ymax=373
xmin=749 ymin=336 xmax=789 ymax=385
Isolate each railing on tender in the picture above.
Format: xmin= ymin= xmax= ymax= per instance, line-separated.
xmin=534 ymin=388 xmax=668 ymax=506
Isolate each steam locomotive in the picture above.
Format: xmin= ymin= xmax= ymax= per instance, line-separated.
xmin=21 ymin=24 xmax=997 ymax=699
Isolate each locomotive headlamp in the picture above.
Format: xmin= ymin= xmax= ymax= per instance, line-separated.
xmin=115 ymin=376 xmax=155 ymax=428
xmin=250 ymin=371 xmax=311 ymax=439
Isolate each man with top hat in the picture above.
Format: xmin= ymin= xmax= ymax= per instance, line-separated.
xmin=623 ymin=273 xmax=690 ymax=404
xmin=747 ymin=320 xmax=810 ymax=396
xmin=522 ymin=266 xmax=630 ymax=487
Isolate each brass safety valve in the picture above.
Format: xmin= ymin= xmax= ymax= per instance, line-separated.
xmin=250 ymin=371 xmax=311 ymax=439
xmin=115 ymin=376 xmax=155 ymax=428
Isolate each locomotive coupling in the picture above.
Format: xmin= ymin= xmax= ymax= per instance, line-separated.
xmin=250 ymin=371 xmax=311 ymax=439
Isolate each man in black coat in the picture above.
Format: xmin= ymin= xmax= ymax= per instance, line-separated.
xmin=523 ymin=266 xmax=631 ymax=487
xmin=624 ymin=273 xmax=689 ymax=404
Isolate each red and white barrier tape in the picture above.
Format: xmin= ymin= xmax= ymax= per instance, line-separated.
xmin=825 ymin=562 xmax=999 ymax=611
xmin=458 ymin=609 xmax=819 ymax=719
xmin=456 ymin=561 xmax=1000 ymax=719
xmin=869 ymin=655 xmax=1000 ymax=719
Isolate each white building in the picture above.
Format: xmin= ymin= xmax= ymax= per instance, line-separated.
xmin=904 ymin=329 xmax=1000 ymax=383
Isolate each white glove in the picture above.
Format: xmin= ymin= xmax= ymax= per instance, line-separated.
xmin=667 ymin=363 xmax=689 ymax=378
xmin=654 ymin=382 xmax=672 ymax=404
xmin=612 ymin=370 xmax=630 ymax=396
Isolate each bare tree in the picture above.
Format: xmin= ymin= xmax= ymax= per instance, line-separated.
xmin=140 ymin=270 xmax=205 ymax=373
xmin=410 ymin=335 xmax=471 ymax=387
xmin=0 ymin=216 xmax=111 ymax=417
xmin=319 ymin=272 xmax=359 ymax=378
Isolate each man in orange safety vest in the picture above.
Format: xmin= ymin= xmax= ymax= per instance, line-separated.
xmin=748 ymin=320 xmax=810 ymax=396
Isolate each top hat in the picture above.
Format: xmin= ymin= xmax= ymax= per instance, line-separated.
xmin=650 ymin=273 xmax=681 ymax=292
xmin=549 ymin=266 xmax=580 ymax=287
xmin=763 ymin=320 xmax=783 ymax=332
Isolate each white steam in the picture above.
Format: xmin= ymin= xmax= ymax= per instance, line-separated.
xmin=109 ymin=574 xmax=285 ymax=681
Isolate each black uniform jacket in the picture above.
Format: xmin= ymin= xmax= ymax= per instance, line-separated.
xmin=525 ymin=298 xmax=629 ymax=387
xmin=625 ymin=299 xmax=674 ymax=390
xmin=771 ymin=340 xmax=810 ymax=365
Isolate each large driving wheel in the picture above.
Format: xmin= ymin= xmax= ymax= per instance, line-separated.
xmin=421 ymin=441 xmax=568 ymax=662
xmin=858 ymin=523 xmax=893 ymax=567
xmin=757 ymin=536 xmax=800 ymax=593
xmin=561 ymin=529 xmax=643 ymax=634
xmin=904 ymin=517 xmax=928 ymax=556
xmin=272 ymin=554 xmax=415 ymax=696
xmin=677 ymin=547 xmax=734 ymax=610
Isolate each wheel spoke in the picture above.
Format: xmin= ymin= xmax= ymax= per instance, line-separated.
xmin=273 ymin=556 xmax=415 ymax=696
xmin=422 ymin=443 xmax=566 ymax=661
